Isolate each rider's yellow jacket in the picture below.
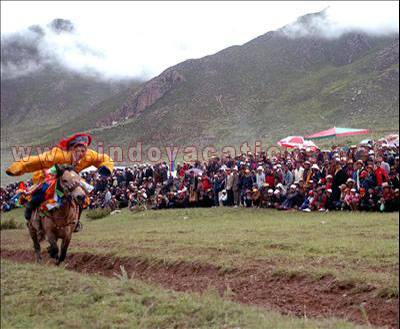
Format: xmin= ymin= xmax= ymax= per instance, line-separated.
xmin=6 ymin=147 xmax=113 ymax=184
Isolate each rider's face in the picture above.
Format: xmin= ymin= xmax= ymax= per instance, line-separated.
xmin=73 ymin=145 xmax=87 ymax=161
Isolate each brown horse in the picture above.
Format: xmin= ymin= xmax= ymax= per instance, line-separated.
xmin=28 ymin=165 xmax=87 ymax=265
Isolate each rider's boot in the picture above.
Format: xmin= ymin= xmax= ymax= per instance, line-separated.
xmin=24 ymin=203 xmax=33 ymax=220
xmin=73 ymin=205 xmax=83 ymax=233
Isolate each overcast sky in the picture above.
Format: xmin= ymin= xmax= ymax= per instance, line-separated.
xmin=1 ymin=1 xmax=399 ymax=80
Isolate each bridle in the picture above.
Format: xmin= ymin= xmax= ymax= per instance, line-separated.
xmin=58 ymin=170 xmax=84 ymax=197
xmin=60 ymin=179 xmax=81 ymax=195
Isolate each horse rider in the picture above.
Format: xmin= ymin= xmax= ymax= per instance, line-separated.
xmin=5 ymin=133 xmax=113 ymax=231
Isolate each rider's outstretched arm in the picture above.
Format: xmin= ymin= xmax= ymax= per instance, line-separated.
xmin=81 ymin=149 xmax=114 ymax=177
xmin=6 ymin=147 xmax=71 ymax=176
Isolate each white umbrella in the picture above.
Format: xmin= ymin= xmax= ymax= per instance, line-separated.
xmin=186 ymin=168 xmax=203 ymax=176
xmin=360 ymin=139 xmax=372 ymax=145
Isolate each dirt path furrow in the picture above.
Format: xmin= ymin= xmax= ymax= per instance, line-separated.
xmin=1 ymin=249 xmax=398 ymax=328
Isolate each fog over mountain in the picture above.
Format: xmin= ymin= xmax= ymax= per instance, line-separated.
xmin=1 ymin=18 xmax=141 ymax=144
xmin=1 ymin=3 xmax=398 ymax=80
xmin=1 ymin=19 xmax=124 ymax=80
xmin=283 ymin=5 xmax=398 ymax=39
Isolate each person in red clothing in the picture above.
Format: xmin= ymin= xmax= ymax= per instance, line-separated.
xmin=326 ymin=175 xmax=333 ymax=189
xmin=374 ymin=160 xmax=389 ymax=187
xmin=178 ymin=167 xmax=186 ymax=178
xmin=318 ymin=189 xmax=329 ymax=211
xmin=265 ymin=166 xmax=275 ymax=189
xmin=201 ymin=173 xmax=211 ymax=191
xmin=178 ymin=162 xmax=189 ymax=177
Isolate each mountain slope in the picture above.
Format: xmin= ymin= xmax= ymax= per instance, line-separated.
xmin=61 ymin=12 xmax=399 ymax=151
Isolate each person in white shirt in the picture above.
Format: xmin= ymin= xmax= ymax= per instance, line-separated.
xmin=294 ymin=161 xmax=304 ymax=183
xmin=256 ymin=166 xmax=265 ymax=189
xmin=379 ymin=157 xmax=390 ymax=175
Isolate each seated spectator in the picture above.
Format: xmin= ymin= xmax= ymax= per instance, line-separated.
xmin=243 ymin=189 xmax=253 ymax=208
xmin=273 ymin=189 xmax=286 ymax=209
xmin=378 ymin=182 xmax=395 ymax=212
xmin=252 ymin=187 xmax=261 ymax=208
xmin=219 ymin=190 xmax=228 ymax=207
xmin=344 ymin=188 xmax=360 ymax=211
xmin=301 ymin=190 xmax=314 ymax=211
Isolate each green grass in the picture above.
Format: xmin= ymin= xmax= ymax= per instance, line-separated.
xmin=2 ymin=207 xmax=398 ymax=294
xmin=86 ymin=207 xmax=112 ymax=220
xmin=1 ymin=259 xmax=370 ymax=329
xmin=0 ymin=216 xmax=24 ymax=230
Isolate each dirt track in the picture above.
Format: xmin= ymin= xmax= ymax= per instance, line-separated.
xmin=1 ymin=248 xmax=398 ymax=328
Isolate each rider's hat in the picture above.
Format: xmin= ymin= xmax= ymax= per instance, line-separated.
xmin=58 ymin=133 xmax=92 ymax=150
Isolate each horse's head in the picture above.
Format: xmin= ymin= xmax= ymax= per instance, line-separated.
xmin=55 ymin=165 xmax=86 ymax=205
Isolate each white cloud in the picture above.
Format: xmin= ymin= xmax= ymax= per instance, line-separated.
xmin=1 ymin=1 xmax=398 ymax=80
xmin=282 ymin=2 xmax=399 ymax=38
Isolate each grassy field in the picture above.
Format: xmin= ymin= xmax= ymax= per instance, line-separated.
xmin=2 ymin=259 xmax=367 ymax=329
xmin=2 ymin=208 xmax=398 ymax=292
xmin=1 ymin=207 xmax=398 ymax=328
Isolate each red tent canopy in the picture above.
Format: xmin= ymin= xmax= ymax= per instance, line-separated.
xmin=304 ymin=127 xmax=368 ymax=140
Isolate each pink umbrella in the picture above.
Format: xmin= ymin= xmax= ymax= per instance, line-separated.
xmin=278 ymin=136 xmax=319 ymax=151
xmin=302 ymin=140 xmax=319 ymax=152
xmin=278 ymin=136 xmax=305 ymax=148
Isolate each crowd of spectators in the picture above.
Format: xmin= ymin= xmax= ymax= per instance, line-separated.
xmin=1 ymin=141 xmax=399 ymax=214
xmin=1 ymin=181 xmax=33 ymax=212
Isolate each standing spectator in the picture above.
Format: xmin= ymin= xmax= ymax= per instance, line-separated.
xmin=256 ymin=167 xmax=266 ymax=190
xmin=225 ymin=168 xmax=235 ymax=206
xmin=294 ymin=161 xmax=304 ymax=183
xmin=332 ymin=161 xmax=348 ymax=201
xmin=282 ymin=164 xmax=294 ymax=190
xmin=375 ymin=160 xmax=389 ymax=187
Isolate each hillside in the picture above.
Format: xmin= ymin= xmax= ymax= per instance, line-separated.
xmin=58 ymin=11 xmax=399 ymax=151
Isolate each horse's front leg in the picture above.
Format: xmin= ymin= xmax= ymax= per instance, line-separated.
xmin=28 ymin=223 xmax=42 ymax=262
xmin=56 ymin=234 xmax=71 ymax=266
xmin=46 ymin=232 xmax=59 ymax=261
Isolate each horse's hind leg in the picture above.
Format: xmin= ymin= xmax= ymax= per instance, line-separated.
xmin=28 ymin=225 xmax=42 ymax=261
xmin=56 ymin=236 xmax=71 ymax=266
